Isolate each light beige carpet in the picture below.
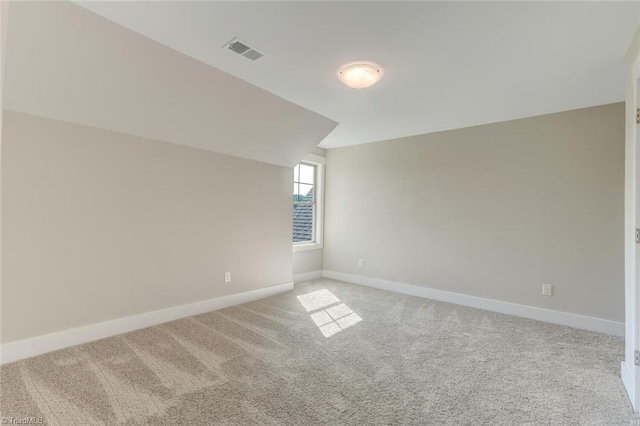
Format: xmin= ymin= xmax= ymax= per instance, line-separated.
xmin=1 ymin=278 xmax=637 ymax=425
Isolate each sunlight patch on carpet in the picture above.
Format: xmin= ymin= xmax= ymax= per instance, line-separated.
xmin=298 ymin=290 xmax=362 ymax=338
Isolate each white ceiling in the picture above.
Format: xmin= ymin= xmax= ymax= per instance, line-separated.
xmin=76 ymin=1 xmax=638 ymax=148
xmin=4 ymin=1 xmax=337 ymax=167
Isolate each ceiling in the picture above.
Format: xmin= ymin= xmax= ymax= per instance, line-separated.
xmin=75 ymin=1 xmax=638 ymax=149
xmin=3 ymin=1 xmax=337 ymax=167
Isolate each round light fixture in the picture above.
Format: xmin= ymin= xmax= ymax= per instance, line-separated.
xmin=337 ymin=62 xmax=383 ymax=89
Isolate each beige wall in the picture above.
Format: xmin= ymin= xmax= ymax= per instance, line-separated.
xmin=0 ymin=1 xmax=7 ymax=348
xmin=324 ymin=103 xmax=625 ymax=322
xmin=293 ymin=250 xmax=323 ymax=276
xmin=1 ymin=111 xmax=293 ymax=343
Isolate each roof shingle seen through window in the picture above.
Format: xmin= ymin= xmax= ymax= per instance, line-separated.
xmin=293 ymin=187 xmax=313 ymax=243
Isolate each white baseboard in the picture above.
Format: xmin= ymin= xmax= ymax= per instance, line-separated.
xmin=621 ymin=361 xmax=637 ymax=411
xmin=293 ymin=270 xmax=323 ymax=283
xmin=0 ymin=282 xmax=294 ymax=365
xmin=322 ymin=270 xmax=624 ymax=337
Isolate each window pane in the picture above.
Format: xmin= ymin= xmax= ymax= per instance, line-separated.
xmin=292 ymin=161 xmax=317 ymax=245
xmin=298 ymin=184 xmax=313 ymax=202
xmin=293 ymin=183 xmax=300 ymax=201
xmin=299 ymin=164 xmax=315 ymax=184
xmin=293 ymin=205 xmax=314 ymax=243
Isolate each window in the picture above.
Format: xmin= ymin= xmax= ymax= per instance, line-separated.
xmin=293 ymin=154 xmax=325 ymax=251
xmin=293 ymin=162 xmax=315 ymax=243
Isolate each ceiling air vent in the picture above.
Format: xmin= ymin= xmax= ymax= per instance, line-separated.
xmin=224 ymin=38 xmax=265 ymax=61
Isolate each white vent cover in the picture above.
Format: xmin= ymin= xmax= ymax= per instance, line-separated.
xmin=224 ymin=38 xmax=264 ymax=61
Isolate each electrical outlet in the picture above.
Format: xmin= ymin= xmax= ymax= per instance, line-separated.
xmin=358 ymin=258 xmax=364 ymax=268
xmin=542 ymin=284 xmax=553 ymax=296
xmin=224 ymin=272 xmax=231 ymax=283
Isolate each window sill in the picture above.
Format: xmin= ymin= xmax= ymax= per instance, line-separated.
xmin=293 ymin=242 xmax=323 ymax=252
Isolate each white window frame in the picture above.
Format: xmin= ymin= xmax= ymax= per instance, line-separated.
xmin=293 ymin=154 xmax=325 ymax=252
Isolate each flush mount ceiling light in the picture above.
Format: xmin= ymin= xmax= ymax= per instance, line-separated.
xmin=337 ymin=62 xmax=383 ymax=89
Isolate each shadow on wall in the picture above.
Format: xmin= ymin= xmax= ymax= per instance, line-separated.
xmin=297 ymin=289 xmax=362 ymax=338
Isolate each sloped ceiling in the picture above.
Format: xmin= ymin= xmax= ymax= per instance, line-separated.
xmin=76 ymin=1 xmax=637 ymax=148
xmin=3 ymin=1 xmax=337 ymax=167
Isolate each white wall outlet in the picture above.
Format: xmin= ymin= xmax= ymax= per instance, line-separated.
xmin=224 ymin=272 xmax=231 ymax=283
xmin=358 ymin=258 xmax=364 ymax=268
xmin=542 ymin=284 xmax=553 ymax=296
